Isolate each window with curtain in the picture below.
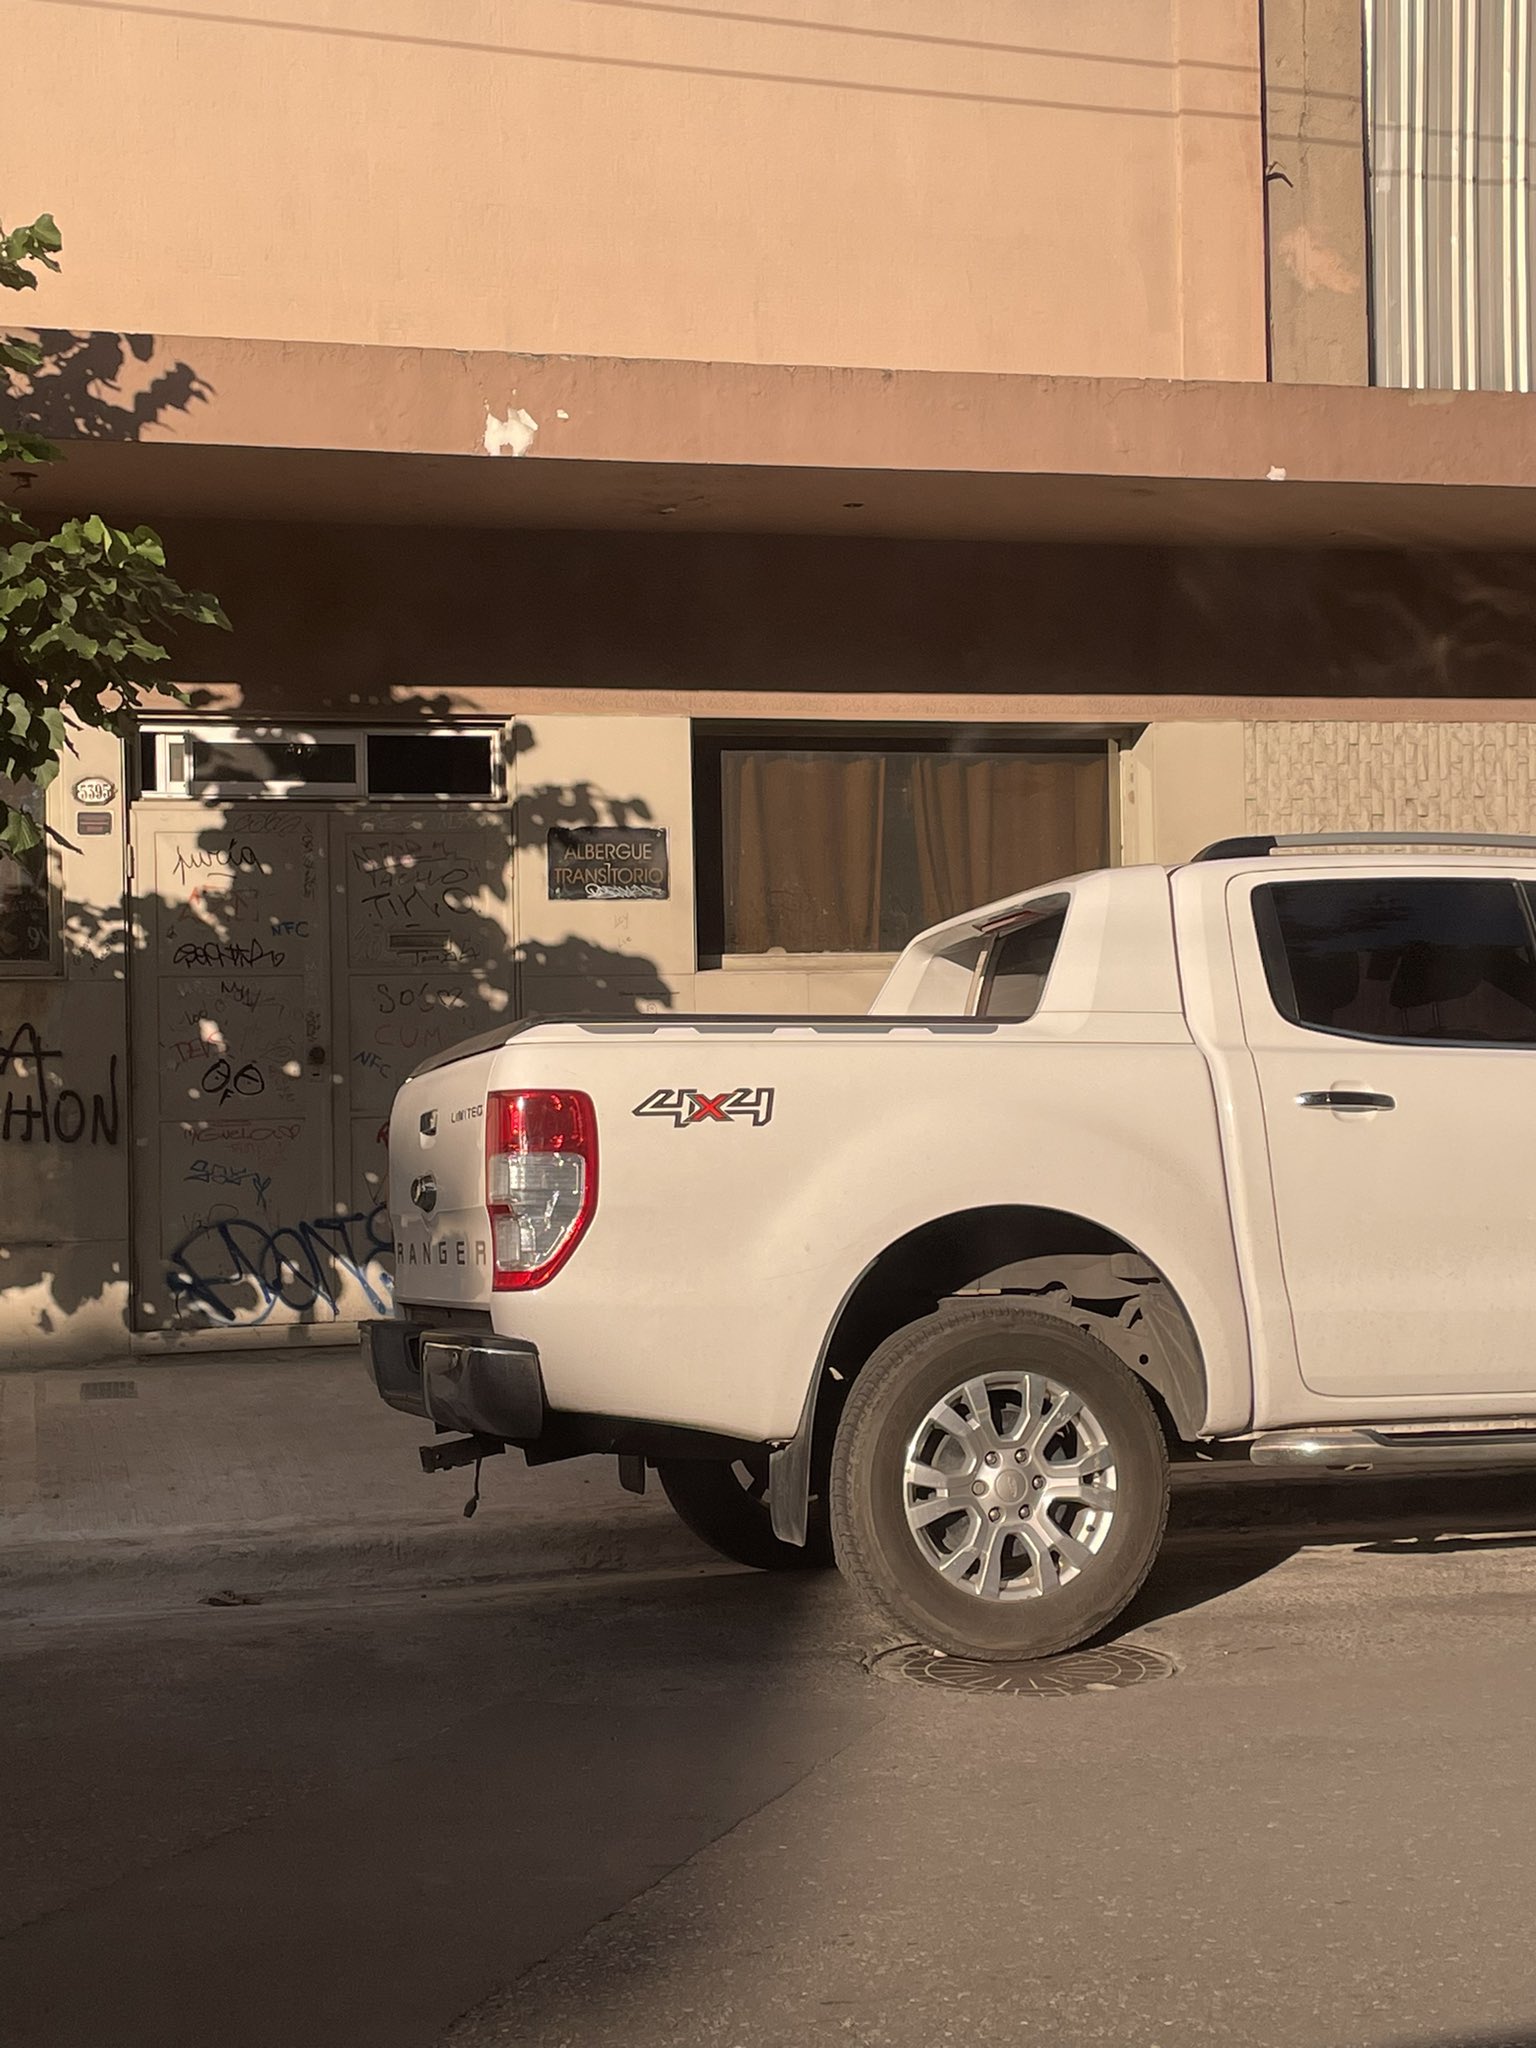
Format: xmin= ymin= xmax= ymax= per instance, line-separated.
xmin=702 ymin=739 xmax=1111 ymax=956
xmin=0 ymin=777 xmax=51 ymax=970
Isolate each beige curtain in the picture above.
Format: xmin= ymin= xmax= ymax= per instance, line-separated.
xmin=724 ymin=753 xmax=886 ymax=952
xmin=911 ymin=755 xmax=1107 ymax=927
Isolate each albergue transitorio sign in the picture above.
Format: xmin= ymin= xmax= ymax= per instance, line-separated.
xmin=547 ymin=826 xmax=670 ymax=901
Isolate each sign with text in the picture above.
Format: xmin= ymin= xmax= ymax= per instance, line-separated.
xmin=547 ymin=827 xmax=669 ymax=902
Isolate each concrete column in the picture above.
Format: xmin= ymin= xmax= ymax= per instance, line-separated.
xmin=1120 ymin=723 xmax=1248 ymax=864
xmin=1261 ymin=0 xmax=1372 ymax=384
xmin=511 ymin=714 xmax=696 ymax=1018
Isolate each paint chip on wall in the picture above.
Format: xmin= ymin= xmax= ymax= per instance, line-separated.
xmin=484 ymin=407 xmax=539 ymax=457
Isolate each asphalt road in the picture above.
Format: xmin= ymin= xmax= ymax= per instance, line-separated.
xmin=6 ymin=1483 xmax=1536 ymax=2048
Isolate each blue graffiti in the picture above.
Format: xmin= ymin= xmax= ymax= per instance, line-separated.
xmin=166 ymin=1204 xmax=393 ymax=1326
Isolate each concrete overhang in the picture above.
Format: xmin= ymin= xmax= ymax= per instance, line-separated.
xmin=7 ymin=331 xmax=1536 ymax=548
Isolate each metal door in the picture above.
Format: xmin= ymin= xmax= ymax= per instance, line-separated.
xmin=331 ymin=808 xmax=517 ymax=1319
xmin=131 ymin=803 xmax=515 ymax=1335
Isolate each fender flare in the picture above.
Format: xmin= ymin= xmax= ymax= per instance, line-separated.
xmin=767 ymin=1258 xmax=1210 ymax=1545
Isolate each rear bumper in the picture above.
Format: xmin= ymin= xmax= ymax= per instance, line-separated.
xmin=362 ymin=1319 xmax=546 ymax=1441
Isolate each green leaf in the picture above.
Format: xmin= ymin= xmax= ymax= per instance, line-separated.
xmin=0 ymin=806 xmax=43 ymax=857
xmin=0 ymin=224 xmax=229 ymax=803
xmin=0 ymin=335 xmax=43 ymax=372
xmin=0 ymin=433 xmax=62 ymax=466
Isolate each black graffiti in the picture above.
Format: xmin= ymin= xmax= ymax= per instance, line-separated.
xmin=172 ymin=840 xmax=261 ymax=882
xmin=200 ymin=1057 xmax=266 ymax=1104
xmin=374 ymin=982 xmax=468 ymax=1016
xmin=165 ymin=1205 xmax=393 ymax=1325
xmin=172 ymin=940 xmax=287 ymax=970
xmin=0 ymin=1023 xmax=120 ymax=1146
xmin=218 ymin=980 xmax=269 ymax=1012
xmin=354 ymin=842 xmax=474 ymax=925
xmin=186 ymin=1158 xmax=274 ymax=1209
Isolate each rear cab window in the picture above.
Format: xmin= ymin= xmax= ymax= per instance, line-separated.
xmin=974 ymin=898 xmax=1069 ymax=1019
xmin=1253 ymin=876 xmax=1536 ymax=1046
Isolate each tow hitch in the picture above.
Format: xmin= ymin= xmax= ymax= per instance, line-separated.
xmin=419 ymin=1434 xmax=506 ymax=1474
xmin=419 ymin=1432 xmax=507 ymax=1520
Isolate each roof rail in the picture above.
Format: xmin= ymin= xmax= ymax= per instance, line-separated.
xmin=1191 ymin=831 xmax=1536 ymax=863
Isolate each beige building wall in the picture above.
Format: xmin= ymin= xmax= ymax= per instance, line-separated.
xmin=1119 ymin=723 xmax=1248 ymax=865
xmin=5 ymin=0 xmax=1266 ymax=382
xmin=512 ymin=713 xmax=696 ymax=1017
xmin=1 ymin=729 xmax=133 ymax=1365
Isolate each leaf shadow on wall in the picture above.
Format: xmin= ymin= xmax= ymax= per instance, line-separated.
xmin=8 ymin=707 xmax=673 ymax=1335
xmin=3 ymin=329 xmax=213 ymax=448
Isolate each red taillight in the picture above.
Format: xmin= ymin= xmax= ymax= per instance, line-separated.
xmin=485 ymin=1090 xmax=598 ymax=1291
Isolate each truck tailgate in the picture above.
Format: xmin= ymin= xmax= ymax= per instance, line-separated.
xmin=388 ymin=1049 xmax=498 ymax=1305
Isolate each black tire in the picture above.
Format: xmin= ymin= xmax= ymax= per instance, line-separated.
xmin=656 ymin=1454 xmax=833 ymax=1572
xmin=830 ymin=1300 xmax=1169 ymax=1659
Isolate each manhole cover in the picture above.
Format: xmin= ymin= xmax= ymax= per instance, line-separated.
xmin=80 ymin=1380 xmax=137 ymax=1401
xmin=875 ymin=1641 xmax=1175 ymax=1696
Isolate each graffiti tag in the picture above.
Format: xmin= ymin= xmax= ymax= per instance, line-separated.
xmin=185 ymin=1159 xmax=274 ymax=1209
xmin=165 ymin=1205 xmax=393 ymax=1325
xmin=172 ymin=840 xmax=262 ymax=883
xmin=200 ymin=1057 xmax=266 ymax=1104
xmin=172 ymin=939 xmax=287 ymax=970
xmin=0 ymin=1022 xmax=120 ymax=1146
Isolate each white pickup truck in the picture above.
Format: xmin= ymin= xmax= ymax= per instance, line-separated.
xmin=363 ymin=833 xmax=1536 ymax=1660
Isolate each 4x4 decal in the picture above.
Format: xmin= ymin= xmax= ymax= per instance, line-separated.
xmin=632 ymin=1087 xmax=775 ymax=1129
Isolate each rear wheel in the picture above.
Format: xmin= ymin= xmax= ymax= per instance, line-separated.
xmin=830 ymin=1300 xmax=1169 ymax=1659
xmin=656 ymin=1453 xmax=833 ymax=1572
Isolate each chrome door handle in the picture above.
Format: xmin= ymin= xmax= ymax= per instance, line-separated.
xmin=1295 ymin=1089 xmax=1396 ymax=1113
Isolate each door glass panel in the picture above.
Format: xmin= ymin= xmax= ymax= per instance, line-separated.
xmin=365 ymin=733 xmax=496 ymax=797
xmin=187 ymin=737 xmax=358 ymax=791
xmin=1255 ymin=878 xmax=1536 ymax=1046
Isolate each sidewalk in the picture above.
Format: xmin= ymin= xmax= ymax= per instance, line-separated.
xmin=0 ymin=1349 xmax=705 ymax=1613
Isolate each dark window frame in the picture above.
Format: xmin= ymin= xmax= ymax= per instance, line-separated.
xmin=693 ymin=723 xmax=1133 ymax=962
xmin=1252 ymin=875 xmax=1536 ymax=1051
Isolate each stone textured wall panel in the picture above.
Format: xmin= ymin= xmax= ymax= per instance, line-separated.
xmin=1246 ymin=722 xmax=1536 ymax=837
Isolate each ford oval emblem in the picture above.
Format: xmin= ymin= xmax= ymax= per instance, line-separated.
xmin=410 ymin=1174 xmax=438 ymax=1214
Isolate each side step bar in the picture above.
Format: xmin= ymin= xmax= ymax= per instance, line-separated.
xmin=1250 ymin=1427 xmax=1536 ymax=1473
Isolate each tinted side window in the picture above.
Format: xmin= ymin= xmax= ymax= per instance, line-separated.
xmin=977 ymin=907 xmax=1067 ymax=1019
xmin=1255 ymin=878 xmax=1536 ymax=1045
